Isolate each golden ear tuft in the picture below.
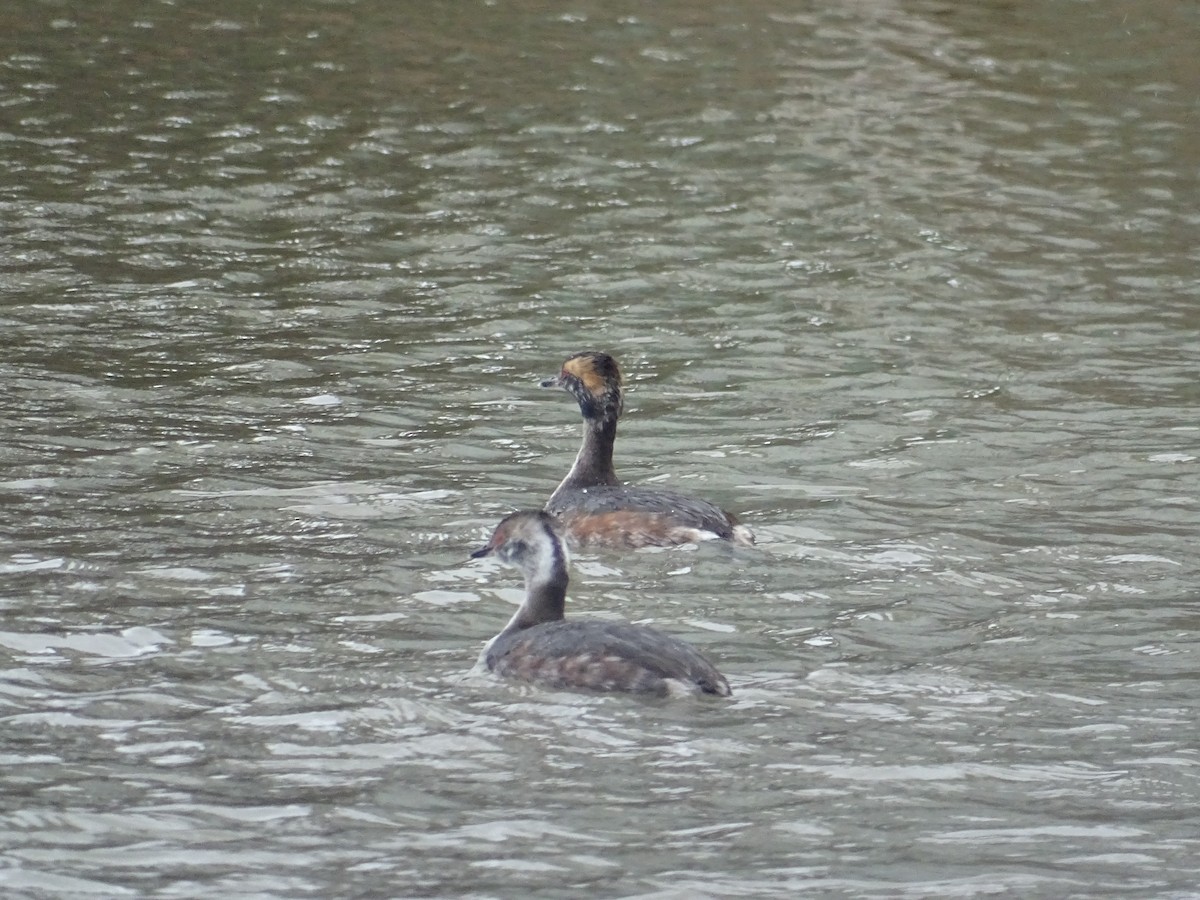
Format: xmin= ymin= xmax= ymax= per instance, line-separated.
xmin=563 ymin=355 xmax=610 ymax=396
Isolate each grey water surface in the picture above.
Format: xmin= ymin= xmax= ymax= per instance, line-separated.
xmin=2 ymin=1 xmax=1198 ymax=897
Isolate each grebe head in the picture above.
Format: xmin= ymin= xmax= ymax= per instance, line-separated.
xmin=470 ymin=509 xmax=570 ymax=575
xmin=541 ymin=351 xmax=623 ymax=425
xmin=471 ymin=510 xmax=570 ymax=631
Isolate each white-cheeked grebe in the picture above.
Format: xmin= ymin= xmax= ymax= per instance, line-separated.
xmin=541 ymin=351 xmax=754 ymax=549
xmin=470 ymin=510 xmax=732 ymax=697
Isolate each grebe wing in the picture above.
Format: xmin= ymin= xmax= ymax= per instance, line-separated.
xmin=488 ymin=619 xmax=730 ymax=696
xmin=547 ymin=485 xmax=741 ymax=537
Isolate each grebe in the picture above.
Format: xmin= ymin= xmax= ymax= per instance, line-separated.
xmin=541 ymin=351 xmax=754 ymax=548
xmin=470 ymin=510 xmax=732 ymax=697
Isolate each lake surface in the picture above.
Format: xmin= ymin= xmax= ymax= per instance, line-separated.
xmin=2 ymin=1 xmax=1197 ymax=897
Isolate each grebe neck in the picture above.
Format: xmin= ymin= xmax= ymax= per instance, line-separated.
xmin=499 ymin=538 xmax=569 ymax=636
xmin=551 ymin=415 xmax=620 ymax=499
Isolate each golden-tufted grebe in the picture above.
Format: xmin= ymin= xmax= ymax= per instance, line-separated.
xmin=540 ymin=351 xmax=754 ymax=549
xmin=470 ymin=510 xmax=732 ymax=697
